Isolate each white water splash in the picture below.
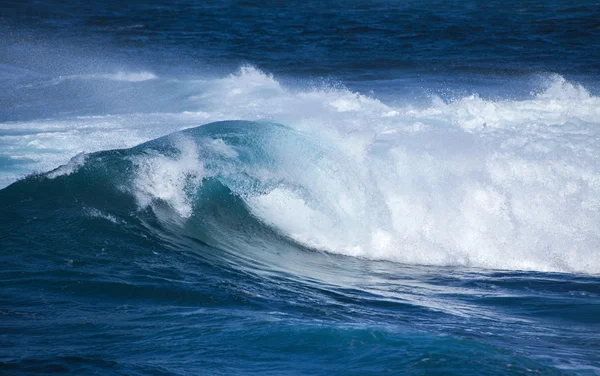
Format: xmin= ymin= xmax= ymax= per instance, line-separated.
xmin=45 ymin=152 xmax=87 ymax=179
xmin=130 ymin=137 xmax=205 ymax=218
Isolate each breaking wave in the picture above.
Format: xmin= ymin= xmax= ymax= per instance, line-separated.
xmin=2 ymin=67 xmax=600 ymax=274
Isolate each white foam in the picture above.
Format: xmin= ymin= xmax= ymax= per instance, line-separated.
xmin=45 ymin=152 xmax=86 ymax=179
xmin=55 ymin=71 xmax=158 ymax=83
xmin=130 ymin=136 xmax=205 ymax=218
xmin=535 ymin=73 xmax=591 ymax=101
xmin=248 ymin=187 xmax=347 ymax=250
xmin=0 ymin=112 xmax=211 ymax=187
xmin=100 ymin=71 xmax=158 ymax=82
xmin=202 ymin=67 xmax=600 ymax=274
xmin=85 ymin=207 xmax=122 ymax=224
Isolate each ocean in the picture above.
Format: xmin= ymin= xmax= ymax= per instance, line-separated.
xmin=1 ymin=1 xmax=600 ymax=374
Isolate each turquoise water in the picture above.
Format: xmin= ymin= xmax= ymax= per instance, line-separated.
xmin=1 ymin=1 xmax=600 ymax=375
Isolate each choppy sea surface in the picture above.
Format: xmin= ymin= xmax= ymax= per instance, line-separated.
xmin=1 ymin=1 xmax=600 ymax=374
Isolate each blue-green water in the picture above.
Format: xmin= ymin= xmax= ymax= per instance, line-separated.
xmin=1 ymin=1 xmax=600 ymax=375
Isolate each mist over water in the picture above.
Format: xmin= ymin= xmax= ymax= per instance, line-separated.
xmin=2 ymin=1 xmax=600 ymax=375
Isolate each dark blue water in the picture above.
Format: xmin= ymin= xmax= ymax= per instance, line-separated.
xmin=1 ymin=1 xmax=600 ymax=375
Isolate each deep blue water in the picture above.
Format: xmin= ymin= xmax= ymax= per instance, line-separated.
xmin=1 ymin=1 xmax=600 ymax=375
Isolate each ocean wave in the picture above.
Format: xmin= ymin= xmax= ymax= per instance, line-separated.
xmin=2 ymin=114 xmax=596 ymax=274
xmin=2 ymin=67 xmax=600 ymax=274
